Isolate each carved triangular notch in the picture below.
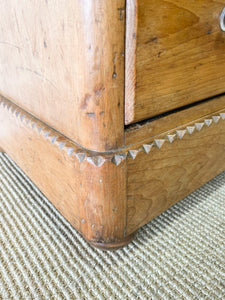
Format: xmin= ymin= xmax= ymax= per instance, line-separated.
xmin=220 ymin=113 xmax=225 ymax=120
xmin=176 ymin=130 xmax=186 ymax=139
xmin=204 ymin=119 xmax=212 ymax=127
xmin=20 ymin=114 xmax=26 ymax=122
xmin=154 ymin=139 xmax=165 ymax=149
xmin=37 ymin=126 xmax=44 ymax=134
xmin=87 ymin=156 xmax=105 ymax=167
xmin=31 ymin=122 xmax=37 ymax=129
xmin=111 ymin=154 xmax=126 ymax=166
xmin=66 ymin=148 xmax=74 ymax=156
xmin=167 ymin=134 xmax=176 ymax=143
xmin=195 ymin=123 xmax=204 ymax=131
xmin=75 ymin=152 xmax=86 ymax=162
xmin=128 ymin=150 xmax=139 ymax=159
xmin=50 ymin=136 xmax=57 ymax=144
xmin=43 ymin=131 xmax=50 ymax=138
xmin=57 ymin=142 xmax=66 ymax=150
xmin=143 ymin=144 xmax=153 ymax=154
xmin=6 ymin=103 xmax=12 ymax=110
xmin=212 ymin=116 xmax=220 ymax=123
xmin=186 ymin=126 xmax=195 ymax=135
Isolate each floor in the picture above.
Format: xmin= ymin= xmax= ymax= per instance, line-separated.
xmin=0 ymin=152 xmax=225 ymax=299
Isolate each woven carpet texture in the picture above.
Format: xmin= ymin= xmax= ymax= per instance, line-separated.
xmin=0 ymin=152 xmax=225 ymax=299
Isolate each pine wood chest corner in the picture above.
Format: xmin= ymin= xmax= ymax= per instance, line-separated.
xmin=1 ymin=0 xmax=225 ymax=250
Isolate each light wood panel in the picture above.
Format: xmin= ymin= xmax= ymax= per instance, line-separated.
xmin=126 ymin=108 xmax=225 ymax=234
xmin=0 ymin=0 xmax=125 ymax=151
xmin=125 ymin=0 xmax=225 ymax=124
xmin=3 ymin=0 xmax=225 ymax=250
xmin=2 ymin=93 xmax=225 ymax=248
xmin=125 ymin=0 xmax=138 ymax=124
xmin=0 ymin=95 xmax=128 ymax=249
xmin=125 ymin=95 xmax=225 ymax=145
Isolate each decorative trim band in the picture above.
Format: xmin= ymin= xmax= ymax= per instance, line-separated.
xmin=125 ymin=114 xmax=225 ymax=160
xmin=1 ymin=95 xmax=225 ymax=167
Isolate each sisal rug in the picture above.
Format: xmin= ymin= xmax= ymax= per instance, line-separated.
xmin=0 ymin=152 xmax=224 ymax=299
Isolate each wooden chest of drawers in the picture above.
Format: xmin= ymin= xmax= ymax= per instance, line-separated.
xmin=1 ymin=0 xmax=225 ymax=249
xmin=126 ymin=0 xmax=225 ymax=123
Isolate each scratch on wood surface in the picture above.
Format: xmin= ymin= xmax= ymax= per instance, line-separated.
xmin=16 ymin=67 xmax=59 ymax=92
xmin=86 ymin=112 xmax=96 ymax=118
xmin=80 ymin=94 xmax=91 ymax=110
xmin=0 ymin=41 xmax=21 ymax=50
xmin=118 ymin=7 xmax=125 ymax=21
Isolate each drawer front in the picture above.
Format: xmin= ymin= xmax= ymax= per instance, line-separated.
xmin=125 ymin=0 xmax=225 ymax=124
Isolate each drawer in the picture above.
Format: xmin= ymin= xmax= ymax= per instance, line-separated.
xmin=125 ymin=0 xmax=225 ymax=124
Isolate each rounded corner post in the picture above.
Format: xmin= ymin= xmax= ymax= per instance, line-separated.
xmin=76 ymin=0 xmax=126 ymax=152
xmin=75 ymin=154 xmax=129 ymax=248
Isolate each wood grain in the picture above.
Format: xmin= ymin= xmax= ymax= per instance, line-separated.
xmin=3 ymin=0 xmax=225 ymax=249
xmin=125 ymin=0 xmax=225 ymax=124
xmin=2 ymin=93 xmax=225 ymax=247
xmin=0 ymin=96 xmax=128 ymax=248
xmin=125 ymin=95 xmax=225 ymax=145
xmin=126 ymin=110 xmax=225 ymax=234
xmin=77 ymin=158 xmax=127 ymax=244
xmin=125 ymin=0 xmax=138 ymax=124
xmin=0 ymin=0 xmax=125 ymax=151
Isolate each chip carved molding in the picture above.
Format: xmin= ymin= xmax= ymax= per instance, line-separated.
xmin=1 ymin=96 xmax=225 ymax=167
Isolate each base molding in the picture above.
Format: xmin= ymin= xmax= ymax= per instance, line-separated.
xmin=0 ymin=95 xmax=128 ymax=246
xmin=1 ymin=94 xmax=225 ymax=249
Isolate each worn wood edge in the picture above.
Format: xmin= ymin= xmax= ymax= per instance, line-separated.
xmin=0 ymin=94 xmax=128 ymax=247
xmin=0 ymin=95 xmax=126 ymax=167
xmin=87 ymin=231 xmax=136 ymax=251
xmin=76 ymin=0 xmax=126 ymax=151
xmin=125 ymin=0 xmax=138 ymax=124
xmin=0 ymin=1 xmax=126 ymax=152
xmin=2 ymin=95 xmax=225 ymax=166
